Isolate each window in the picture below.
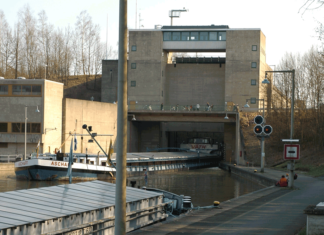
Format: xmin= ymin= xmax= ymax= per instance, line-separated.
xmin=21 ymin=85 xmax=32 ymax=95
xmin=0 ymin=123 xmax=7 ymax=132
xmin=209 ymin=32 xmax=217 ymax=41
xmin=251 ymin=79 xmax=256 ymax=85
xmin=12 ymin=85 xmax=21 ymax=95
xmin=190 ymin=32 xmax=199 ymax=41
xmin=251 ymin=62 xmax=257 ymax=68
xmin=163 ymin=32 xmax=171 ymax=41
xmin=172 ymin=32 xmax=180 ymax=41
xmin=199 ymin=32 xmax=208 ymax=41
xmin=131 ymin=45 xmax=137 ymax=51
xmin=131 ymin=81 xmax=136 ymax=87
xmin=218 ymin=32 xmax=226 ymax=41
xmin=131 ymin=63 xmax=136 ymax=69
xmin=32 ymin=85 xmax=41 ymax=96
xmin=0 ymin=143 xmax=8 ymax=148
xmin=11 ymin=123 xmax=41 ymax=133
xmin=0 ymin=85 xmax=8 ymax=95
xmin=252 ymin=45 xmax=257 ymax=51
xmin=251 ymin=98 xmax=256 ymax=104
xmin=181 ymin=32 xmax=190 ymax=41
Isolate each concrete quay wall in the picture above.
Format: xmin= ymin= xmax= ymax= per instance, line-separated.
xmin=219 ymin=162 xmax=276 ymax=187
xmin=0 ymin=163 xmax=14 ymax=171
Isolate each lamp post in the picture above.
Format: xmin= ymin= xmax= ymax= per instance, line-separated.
xmin=25 ymin=106 xmax=40 ymax=160
xmin=263 ymin=69 xmax=296 ymax=187
xmin=244 ymin=99 xmax=265 ymax=172
xmin=169 ymin=8 xmax=189 ymax=26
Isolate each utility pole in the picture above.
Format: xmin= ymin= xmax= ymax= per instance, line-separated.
xmin=115 ymin=0 xmax=127 ymax=234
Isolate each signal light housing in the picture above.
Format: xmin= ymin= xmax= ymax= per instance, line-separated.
xmin=263 ymin=125 xmax=273 ymax=135
xmin=254 ymin=115 xmax=264 ymax=125
xmin=254 ymin=125 xmax=263 ymax=135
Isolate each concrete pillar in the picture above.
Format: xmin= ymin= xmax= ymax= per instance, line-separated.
xmin=224 ymin=123 xmax=236 ymax=163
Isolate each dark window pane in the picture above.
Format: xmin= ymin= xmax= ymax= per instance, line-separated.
xmin=190 ymin=32 xmax=198 ymax=41
xmin=21 ymin=123 xmax=31 ymax=133
xmin=12 ymin=123 xmax=21 ymax=132
xmin=131 ymin=45 xmax=137 ymax=51
xmin=0 ymin=85 xmax=8 ymax=95
xmin=252 ymin=45 xmax=257 ymax=51
xmin=172 ymin=32 xmax=180 ymax=41
xmin=32 ymin=85 xmax=41 ymax=95
xmin=31 ymin=123 xmax=41 ymax=133
xmin=12 ymin=85 xmax=21 ymax=95
xmin=131 ymin=63 xmax=136 ymax=69
xmin=181 ymin=32 xmax=190 ymax=41
xmin=209 ymin=32 xmax=217 ymax=41
xmin=219 ymin=32 xmax=226 ymax=40
xmin=251 ymin=62 xmax=257 ymax=68
xmin=21 ymin=85 xmax=32 ymax=95
xmin=251 ymin=79 xmax=256 ymax=85
xmin=131 ymin=81 xmax=136 ymax=87
xmin=251 ymin=98 xmax=256 ymax=104
xmin=163 ymin=32 xmax=171 ymax=41
xmin=199 ymin=32 xmax=208 ymax=41
xmin=0 ymin=123 xmax=7 ymax=132
xmin=0 ymin=143 xmax=8 ymax=148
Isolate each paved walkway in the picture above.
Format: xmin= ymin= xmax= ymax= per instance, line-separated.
xmin=131 ymin=166 xmax=324 ymax=235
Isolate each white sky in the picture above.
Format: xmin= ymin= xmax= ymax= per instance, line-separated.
xmin=1 ymin=0 xmax=323 ymax=65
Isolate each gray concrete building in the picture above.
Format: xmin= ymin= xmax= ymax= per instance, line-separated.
xmin=101 ymin=25 xmax=272 ymax=163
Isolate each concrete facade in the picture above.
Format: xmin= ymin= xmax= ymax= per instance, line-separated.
xmin=62 ymin=99 xmax=117 ymax=154
xmin=0 ymin=79 xmax=63 ymax=157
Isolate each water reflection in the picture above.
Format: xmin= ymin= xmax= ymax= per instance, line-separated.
xmin=0 ymin=167 xmax=263 ymax=207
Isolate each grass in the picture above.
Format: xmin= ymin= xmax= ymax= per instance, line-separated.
xmin=274 ymin=161 xmax=324 ymax=177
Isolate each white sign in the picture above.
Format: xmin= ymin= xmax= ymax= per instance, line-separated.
xmin=284 ymin=144 xmax=300 ymax=160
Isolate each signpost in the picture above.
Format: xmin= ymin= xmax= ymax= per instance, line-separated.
xmin=282 ymin=139 xmax=299 ymax=188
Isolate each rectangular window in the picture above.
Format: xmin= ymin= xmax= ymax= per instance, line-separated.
xmin=21 ymin=85 xmax=32 ymax=95
xmin=0 ymin=85 xmax=8 ymax=95
xmin=199 ymin=32 xmax=208 ymax=41
xmin=251 ymin=62 xmax=257 ymax=68
xmin=181 ymin=32 xmax=190 ymax=41
xmin=32 ymin=85 xmax=41 ymax=95
xmin=252 ymin=45 xmax=257 ymax=51
xmin=0 ymin=143 xmax=8 ymax=148
xmin=131 ymin=81 xmax=136 ymax=87
xmin=12 ymin=85 xmax=21 ymax=95
xmin=12 ymin=123 xmax=21 ymax=132
xmin=251 ymin=98 xmax=256 ymax=104
xmin=172 ymin=32 xmax=180 ymax=41
xmin=251 ymin=79 xmax=256 ymax=85
xmin=0 ymin=123 xmax=7 ymax=132
xmin=209 ymin=32 xmax=217 ymax=41
xmin=31 ymin=123 xmax=41 ymax=133
xmin=190 ymin=32 xmax=199 ymax=41
xmin=131 ymin=63 xmax=136 ymax=69
xmin=21 ymin=123 xmax=31 ymax=133
xmin=218 ymin=32 xmax=226 ymax=41
xmin=163 ymin=32 xmax=171 ymax=41
xmin=131 ymin=45 xmax=137 ymax=51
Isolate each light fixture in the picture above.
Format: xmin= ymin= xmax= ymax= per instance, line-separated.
xmin=113 ymin=101 xmax=116 ymax=104
xmin=35 ymin=106 xmax=40 ymax=112
xmin=224 ymin=113 xmax=229 ymax=120
xmin=90 ymin=96 xmax=94 ymax=101
xmin=244 ymin=102 xmax=250 ymax=108
xmin=132 ymin=115 xmax=136 ymax=121
xmin=262 ymin=73 xmax=270 ymax=84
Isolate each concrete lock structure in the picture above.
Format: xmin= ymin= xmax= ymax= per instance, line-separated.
xmin=102 ymin=25 xmax=272 ymax=164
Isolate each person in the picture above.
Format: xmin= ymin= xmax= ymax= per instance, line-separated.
xmin=294 ymin=173 xmax=298 ymax=180
xmin=276 ymin=175 xmax=288 ymax=187
xmin=190 ymin=105 xmax=193 ymax=111
xmin=206 ymin=102 xmax=210 ymax=111
xmin=176 ymin=104 xmax=179 ymax=111
xmin=196 ymin=104 xmax=200 ymax=111
xmin=160 ymin=103 xmax=164 ymax=111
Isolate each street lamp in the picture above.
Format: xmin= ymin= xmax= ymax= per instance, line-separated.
xmin=265 ymin=69 xmax=296 ymax=187
xmin=169 ymin=8 xmax=189 ymax=26
xmin=25 ymin=105 xmax=41 ymax=160
xmin=224 ymin=113 xmax=229 ymax=120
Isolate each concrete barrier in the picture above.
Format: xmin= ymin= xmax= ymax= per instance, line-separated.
xmin=219 ymin=162 xmax=276 ymax=187
xmin=0 ymin=163 xmax=15 ymax=171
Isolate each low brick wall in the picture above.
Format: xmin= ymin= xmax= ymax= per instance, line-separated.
xmin=219 ymin=162 xmax=276 ymax=187
xmin=0 ymin=163 xmax=15 ymax=171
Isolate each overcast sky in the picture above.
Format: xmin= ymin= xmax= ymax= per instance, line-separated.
xmin=1 ymin=0 xmax=323 ymax=65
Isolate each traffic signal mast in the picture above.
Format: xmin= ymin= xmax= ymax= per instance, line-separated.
xmin=252 ymin=115 xmax=273 ymax=172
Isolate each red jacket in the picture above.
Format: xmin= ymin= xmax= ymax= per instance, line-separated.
xmin=279 ymin=178 xmax=288 ymax=187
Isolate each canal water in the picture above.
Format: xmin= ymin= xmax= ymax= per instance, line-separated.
xmin=0 ymin=167 xmax=264 ymax=207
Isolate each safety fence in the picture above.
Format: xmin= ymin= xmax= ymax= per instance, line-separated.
xmin=0 ymin=155 xmax=22 ymax=163
xmin=129 ymin=104 xmax=238 ymax=112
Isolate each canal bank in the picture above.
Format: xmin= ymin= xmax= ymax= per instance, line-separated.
xmin=131 ymin=163 xmax=324 ymax=235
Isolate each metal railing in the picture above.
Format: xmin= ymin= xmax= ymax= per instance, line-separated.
xmin=0 ymin=155 xmax=22 ymax=163
xmin=129 ymin=104 xmax=237 ymax=112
